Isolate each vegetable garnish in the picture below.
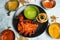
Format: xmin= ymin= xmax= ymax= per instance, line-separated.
xmin=36 ymin=13 xmax=48 ymax=23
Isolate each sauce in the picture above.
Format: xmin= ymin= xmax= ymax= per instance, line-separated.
xmin=6 ymin=1 xmax=19 ymax=11
xmin=2 ymin=30 xmax=15 ymax=40
xmin=42 ymin=0 xmax=56 ymax=8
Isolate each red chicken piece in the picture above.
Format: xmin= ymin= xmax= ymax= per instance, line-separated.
xmin=17 ymin=15 xmax=38 ymax=36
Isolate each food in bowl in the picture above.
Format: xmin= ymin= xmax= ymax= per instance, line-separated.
xmin=17 ymin=15 xmax=38 ymax=36
xmin=42 ymin=0 xmax=56 ymax=9
xmin=5 ymin=0 xmax=19 ymax=11
xmin=36 ymin=13 xmax=48 ymax=23
xmin=48 ymin=23 xmax=60 ymax=38
xmin=24 ymin=6 xmax=39 ymax=20
xmin=12 ymin=4 xmax=48 ymax=37
xmin=1 ymin=30 xmax=15 ymax=40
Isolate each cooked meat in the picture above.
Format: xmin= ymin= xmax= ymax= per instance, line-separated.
xmin=17 ymin=15 xmax=38 ymax=36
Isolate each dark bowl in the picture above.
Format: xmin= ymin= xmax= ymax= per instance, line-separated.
xmin=12 ymin=4 xmax=48 ymax=38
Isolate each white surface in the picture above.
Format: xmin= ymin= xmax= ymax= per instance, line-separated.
xmin=0 ymin=0 xmax=60 ymax=40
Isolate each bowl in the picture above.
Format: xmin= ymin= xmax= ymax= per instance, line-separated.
xmin=12 ymin=4 xmax=48 ymax=37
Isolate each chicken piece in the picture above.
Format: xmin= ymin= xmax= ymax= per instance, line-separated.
xmin=19 ymin=15 xmax=24 ymax=22
xmin=17 ymin=15 xmax=38 ymax=36
xmin=18 ymin=23 xmax=22 ymax=31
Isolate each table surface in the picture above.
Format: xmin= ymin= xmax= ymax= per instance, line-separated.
xmin=0 ymin=0 xmax=60 ymax=40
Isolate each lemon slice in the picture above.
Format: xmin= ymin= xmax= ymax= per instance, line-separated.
xmin=48 ymin=23 xmax=60 ymax=38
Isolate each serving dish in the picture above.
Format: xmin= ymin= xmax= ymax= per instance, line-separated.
xmin=0 ymin=29 xmax=15 ymax=40
xmin=41 ymin=0 xmax=56 ymax=9
xmin=12 ymin=4 xmax=48 ymax=37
